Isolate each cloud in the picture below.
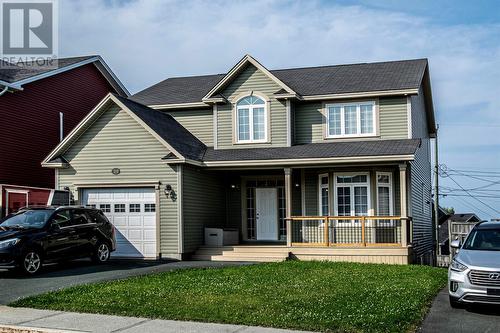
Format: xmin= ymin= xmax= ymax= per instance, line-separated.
xmin=58 ymin=0 xmax=500 ymax=218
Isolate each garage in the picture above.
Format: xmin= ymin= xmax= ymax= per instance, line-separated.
xmin=81 ymin=188 xmax=157 ymax=258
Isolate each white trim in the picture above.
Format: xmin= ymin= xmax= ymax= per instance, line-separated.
xmin=202 ymin=54 xmax=296 ymax=101
xmin=12 ymin=56 xmax=130 ymax=96
xmin=333 ymin=172 xmax=371 ymax=221
xmin=177 ymin=164 xmax=184 ymax=254
xmin=300 ymin=89 xmax=419 ymax=101
xmin=201 ymin=155 xmax=415 ymax=167
xmin=376 ymin=172 xmax=394 ymax=216
xmin=318 ymin=173 xmax=330 ymax=216
xmin=301 ymin=169 xmax=306 ymax=215
xmin=42 ymin=94 xmax=187 ymax=167
xmin=235 ymin=94 xmax=269 ymax=143
xmin=325 ymin=101 xmax=376 ymax=138
xmin=74 ymin=181 xmax=161 ymax=189
xmin=47 ymin=190 xmax=55 ymax=206
xmin=286 ymin=99 xmax=292 ymax=146
xmin=54 ymin=169 xmax=59 ymax=190
xmin=213 ymin=104 xmax=218 ymax=149
xmin=150 ymin=102 xmax=209 ymax=110
xmin=5 ymin=189 xmax=29 ymax=216
xmin=406 ymin=96 xmax=412 ymax=138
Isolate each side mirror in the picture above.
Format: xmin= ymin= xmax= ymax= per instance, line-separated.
xmin=450 ymin=239 xmax=461 ymax=249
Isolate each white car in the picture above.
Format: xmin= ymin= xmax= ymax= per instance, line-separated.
xmin=448 ymin=221 xmax=500 ymax=307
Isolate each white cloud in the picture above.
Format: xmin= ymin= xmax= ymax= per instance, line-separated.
xmin=58 ymin=0 xmax=500 ymax=218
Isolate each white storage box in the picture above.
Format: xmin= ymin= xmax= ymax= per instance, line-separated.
xmin=205 ymin=228 xmax=239 ymax=246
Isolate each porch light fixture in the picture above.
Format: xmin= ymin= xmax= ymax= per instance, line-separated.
xmin=164 ymin=184 xmax=173 ymax=197
xmin=230 ymin=184 xmax=240 ymax=190
xmin=295 ymin=183 xmax=300 ymax=187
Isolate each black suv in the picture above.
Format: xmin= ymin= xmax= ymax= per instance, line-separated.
xmin=0 ymin=206 xmax=116 ymax=274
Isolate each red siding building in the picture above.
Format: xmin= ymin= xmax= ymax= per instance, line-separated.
xmin=0 ymin=56 xmax=128 ymax=215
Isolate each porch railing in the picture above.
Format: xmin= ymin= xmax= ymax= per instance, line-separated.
xmin=286 ymin=216 xmax=411 ymax=247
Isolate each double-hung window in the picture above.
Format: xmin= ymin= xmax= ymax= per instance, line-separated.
xmin=334 ymin=173 xmax=370 ymax=223
xmin=318 ymin=174 xmax=329 ymax=216
xmin=326 ymin=102 xmax=376 ymax=138
xmin=236 ymin=95 xmax=267 ymax=143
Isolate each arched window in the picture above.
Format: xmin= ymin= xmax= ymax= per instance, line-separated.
xmin=236 ymin=95 xmax=267 ymax=142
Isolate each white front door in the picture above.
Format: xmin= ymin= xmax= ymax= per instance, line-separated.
xmin=81 ymin=188 xmax=157 ymax=258
xmin=256 ymin=188 xmax=278 ymax=240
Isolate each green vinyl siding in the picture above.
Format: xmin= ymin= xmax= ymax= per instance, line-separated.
xmin=294 ymin=97 xmax=408 ymax=144
xmin=294 ymin=103 xmax=323 ymax=144
xmin=182 ymin=165 xmax=226 ymax=253
xmin=217 ymin=64 xmax=287 ymax=148
xmin=304 ymin=170 xmax=318 ymax=216
xmin=166 ymin=109 xmax=213 ymax=146
xmin=378 ymin=97 xmax=408 ymax=139
xmin=57 ymin=104 xmax=179 ymax=256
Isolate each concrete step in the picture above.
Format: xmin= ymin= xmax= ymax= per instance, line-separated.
xmin=197 ymin=246 xmax=288 ymax=254
xmin=191 ymin=254 xmax=287 ymax=262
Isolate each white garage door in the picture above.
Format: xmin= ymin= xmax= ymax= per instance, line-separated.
xmin=81 ymin=188 xmax=157 ymax=258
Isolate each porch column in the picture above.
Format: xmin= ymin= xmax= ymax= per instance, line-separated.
xmin=399 ymin=163 xmax=408 ymax=247
xmin=284 ymin=168 xmax=292 ymax=247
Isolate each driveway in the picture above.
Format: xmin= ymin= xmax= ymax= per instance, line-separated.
xmin=420 ymin=288 xmax=500 ymax=332
xmin=0 ymin=259 xmax=250 ymax=304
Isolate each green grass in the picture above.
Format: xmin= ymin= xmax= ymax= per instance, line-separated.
xmin=11 ymin=261 xmax=446 ymax=333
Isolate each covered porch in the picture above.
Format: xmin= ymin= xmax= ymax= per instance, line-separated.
xmin=190 ymin=162 xmax=413 ymax=264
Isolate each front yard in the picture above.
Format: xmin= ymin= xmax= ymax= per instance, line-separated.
xmin=11 ymin=261 xmax=446 ymax=332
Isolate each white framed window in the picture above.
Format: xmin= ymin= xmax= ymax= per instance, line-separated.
xmin=236 ymin=95 xmax=268 ymax=143
xmin=334 ymin=173 xmax=371 ymax=223
xmin=318 ymin=173 xmax=329 ymax=216
xmin=376 ymin=172 xmax=393 ymax=217
xmin=325 ymin=101 xmax=376 ymax=138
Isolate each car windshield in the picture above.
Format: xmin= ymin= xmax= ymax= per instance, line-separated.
xmin=0 ymin=209 xmax=54 ymax=229
xmin=463 ymin=229 xmax=500 ymax=251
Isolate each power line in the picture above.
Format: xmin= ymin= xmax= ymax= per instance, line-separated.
xmin=441 ymin=170 xmax=500 ymax=215
xmin=446 ymin=195 xmax=491 ymax=218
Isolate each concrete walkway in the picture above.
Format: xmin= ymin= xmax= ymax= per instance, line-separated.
xmin=0 ymin=306 xmax=312 ymax=333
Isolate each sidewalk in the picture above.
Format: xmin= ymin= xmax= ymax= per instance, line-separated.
xmin=0 ymin=306 xmax=313 ymax=333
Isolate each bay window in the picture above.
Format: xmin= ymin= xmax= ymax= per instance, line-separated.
xmin=326 ymin=101 xmax=376 ymax=138
xmin=236 ymin=95 xmax=268 ymax=143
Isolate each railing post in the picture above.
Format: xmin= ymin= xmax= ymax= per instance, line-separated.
xmin=361 ymin=216 xmax=366 ymax=246
xmin=399 ymin=164 xmax=409 ymax=247
xmin=284 ymin=168 xmax=292 ymax=248
xmin=324 ymin=217 xmax=329 ymax=247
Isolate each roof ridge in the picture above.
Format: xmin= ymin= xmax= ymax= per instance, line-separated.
xmin=270 ymin=58 xmax=428 ymax=73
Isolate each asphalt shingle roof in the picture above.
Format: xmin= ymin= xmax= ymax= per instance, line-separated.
xmin=112 ymin=95 xmax=207 ymax=161
xmin=0 ymin=56 xmax=96 ymax=83
xmin=131 ymin=59 xmax=428 ymax=105
xmin=202 ymin=139 xmax=421 ymax=162
xmin=449 ymin=213 xmax=480 ymax=223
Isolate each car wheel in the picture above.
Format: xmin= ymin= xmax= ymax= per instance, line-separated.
xmin=449 ymin=296 xmax=462 ymax=308
xmin=20 ymin=250 xmax=43 ymax=275
xmin=92 ymin=242 xmax=110 ymax=263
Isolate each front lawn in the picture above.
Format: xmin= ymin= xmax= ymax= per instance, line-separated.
xmin=11 ymin=261 xmax=446 ymax=332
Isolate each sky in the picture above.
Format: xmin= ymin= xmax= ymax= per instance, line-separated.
xmin=57 ymin=0 xmax=500 ymax=220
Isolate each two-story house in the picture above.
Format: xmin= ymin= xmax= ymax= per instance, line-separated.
xmin=42 ymin=55 xmax=436 ymax=264
xmin=0 ymin=56 xmax=128 ymax=216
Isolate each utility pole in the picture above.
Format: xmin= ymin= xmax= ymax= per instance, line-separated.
xmin=434 ymin=125 xmax=440 ymax=263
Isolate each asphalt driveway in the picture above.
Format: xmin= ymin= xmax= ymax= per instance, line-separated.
xmin=420 ymin=288 xmax=500 ymax=332
xmin=0 ymin=259 xmax=250 ymax=304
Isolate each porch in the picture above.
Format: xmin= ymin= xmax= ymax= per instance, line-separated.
xmin=188 ymin=162 xmax=413 ymax=264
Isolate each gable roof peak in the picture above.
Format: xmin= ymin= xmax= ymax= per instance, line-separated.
xmin=202 ymin=54 xmax=297 ymax=102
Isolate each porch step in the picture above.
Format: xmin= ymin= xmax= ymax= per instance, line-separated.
xmin=192 ymin=245 xmax=290 ymax=262
xmin=191 ymin=254 xmax=287 ymax=262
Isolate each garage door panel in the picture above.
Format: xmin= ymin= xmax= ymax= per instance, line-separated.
xmin=82 ymin=188 xmax=157 ymax=258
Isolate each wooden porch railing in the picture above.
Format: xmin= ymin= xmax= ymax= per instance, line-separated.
xmin=285 ymin=216 xmax=411 ymax=247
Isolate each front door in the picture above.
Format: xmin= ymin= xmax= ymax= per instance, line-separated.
xmin=256 ymin=188 xmax=278 ymax=240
